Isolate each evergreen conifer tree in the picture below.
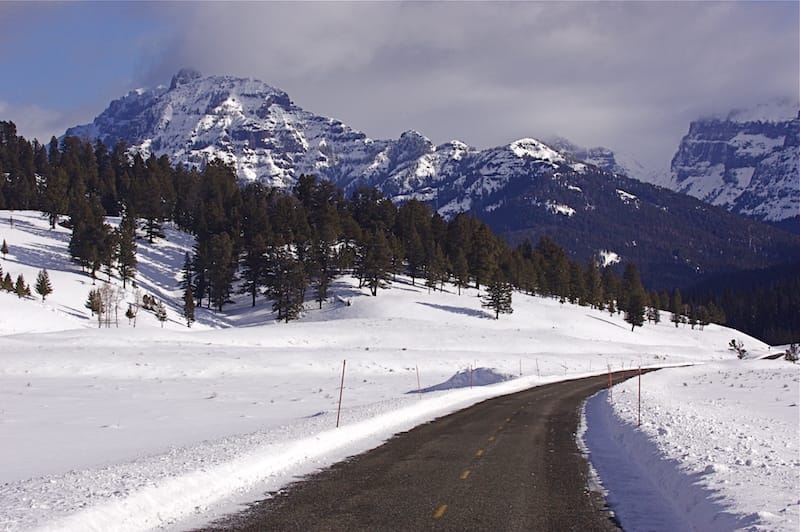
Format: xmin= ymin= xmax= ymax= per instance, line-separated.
xmin=2 ymin=272 xmax=12 ymax=291
xmin=451 ymin=249 xmax=470 ymax=295
xmin=670 ymin=289 xmax=683 ymax=327
xmin=585 ymin=258 xmax=603 ymax=309
xmin=14 ymin=274 xmax=28 ymax=298
xmin=116 ymin=207 xmax=137 ymax=288
xmin=358 ymin=230 xmax=393 ymax=296
xmin=1 ymin=239 xmax=8 ymax=259
xmin=568 ymin=261 xmax=586 ymax=305
xmin=85 ymin=288 xmax=103 ymax=323
xmin=183 ymin=284 xmax=195 ymax=328
xmin=622 ymin=263 xmax=646 ymax=331
xmin=35 ymin=269 xmax=53 ymax=301
xmin=481 ymin=270 xmax=514 ymax=319
xmin=265 ymin=247 xmax=306 ymax=322
xmin=425 ymin=242 xmax=448 ymax=293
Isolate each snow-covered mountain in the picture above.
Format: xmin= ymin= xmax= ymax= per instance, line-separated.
xmin=546 ymin=136 xmax=651 ymax=181
xmin=67 ymin=70 xmax=602 ymax=205
xmin=65 ymin=70 xmax=800 ymax=288
xmin=665 ymin=103 xmax=799 ymax=224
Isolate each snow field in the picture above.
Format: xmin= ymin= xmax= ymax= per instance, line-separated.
xmin=0 ymin=210 xmax=788 ymax=531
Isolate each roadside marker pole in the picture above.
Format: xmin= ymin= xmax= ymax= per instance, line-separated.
xmin=536 ymin=359 xmax=540 ymax=378
xmin=336 ymin=359 xmax=346 ymax=428
xmin=469 ymin=365 xmax=473 ymax=388
xmin=638 ymin=365 xmax=642 ymax=427
xmin=608 ymin=364 xmax=613 ymax=401
xmin=416 ymin=364 xmax=421 ymax=399
xmin=520 ymin=358 xmax=522 ymax=377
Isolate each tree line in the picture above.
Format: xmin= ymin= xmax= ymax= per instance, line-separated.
xmin=0 ymin=120 xmax=713 ymax=330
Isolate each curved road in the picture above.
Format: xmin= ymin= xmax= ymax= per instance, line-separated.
xmin=200 ymin=373 xmax=638 ymax=531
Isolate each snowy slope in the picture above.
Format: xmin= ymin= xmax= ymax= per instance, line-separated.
xmin=0 ymin=210 xmax=795 ymax=532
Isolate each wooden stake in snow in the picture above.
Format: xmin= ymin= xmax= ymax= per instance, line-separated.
xmin=336 ymin=360 xmax=346 ymax=428
xmin=638 ymin=365 xmax=642 ymax=427
xmin=608 ymin=364 xmax=613 ymax=401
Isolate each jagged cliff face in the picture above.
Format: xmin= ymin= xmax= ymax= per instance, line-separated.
xmin=668 ymin=110 xmax=799 ymax=223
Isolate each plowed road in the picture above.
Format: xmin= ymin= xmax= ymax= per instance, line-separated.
xmin=201 ymin=373 xmax=640 ymax=531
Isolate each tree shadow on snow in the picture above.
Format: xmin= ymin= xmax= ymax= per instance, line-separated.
xmin=586 ymin=314 xmax=629 ymax=331
xmin=416 ymin=301 xmax=492 ymax=319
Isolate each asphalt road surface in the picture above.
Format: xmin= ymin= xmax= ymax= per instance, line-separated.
xmin=200 ymin=373 xmax=640 ymax=531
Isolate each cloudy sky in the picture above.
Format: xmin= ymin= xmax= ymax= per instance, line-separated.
xmin=0 ymin=1 xmax=797 ymax=172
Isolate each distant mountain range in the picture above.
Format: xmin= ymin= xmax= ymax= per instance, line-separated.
xmin=546 ymin=103 xmax=799 ymax=230
xmin=64 ymin=69 xmax=800 ymax=288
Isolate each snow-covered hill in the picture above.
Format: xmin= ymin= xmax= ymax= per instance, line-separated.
xmin=0 ymin=210 xmax=800 ymax=531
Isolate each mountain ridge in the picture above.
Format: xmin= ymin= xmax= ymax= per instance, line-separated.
xmin=63 ymin=70 xmax=800 ymax=289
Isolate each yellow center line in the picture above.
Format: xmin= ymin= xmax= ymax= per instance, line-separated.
xmin=488 ymin=435 xmax=495 ymax=442
xmin=434 ymin=504 xmax=448 ymax=519
xmin=475 ymin=449 xmax=485 ymax=457
xmin=460 ymin=469 xmax=471 ymax=480
xmin=498 ymin=425 xmax=504 ymax=431
xmin=505 ymin=417 xmax=511 ymax=423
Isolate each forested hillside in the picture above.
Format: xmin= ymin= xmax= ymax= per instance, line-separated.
xmin=0 ymin=121 xmax=781 ymax=339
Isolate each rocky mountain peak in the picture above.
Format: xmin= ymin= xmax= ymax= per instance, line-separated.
xmin=170 ymin=68 xmax=203 ymax=90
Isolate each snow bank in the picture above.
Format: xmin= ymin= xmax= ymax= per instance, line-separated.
xmin=583 ymin=360 xmax=800 ymax=532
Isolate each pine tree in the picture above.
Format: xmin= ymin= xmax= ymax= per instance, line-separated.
xmin=43 ymin=167 xmax=68 ymax=229
xmin=265 ymin=247 xmax=306 ymax=322
xmin=183 ymin=284 xmax=195 ymax=328
xmin=568 ymin=261 xmax=586 ymax=305
xmin=622 ymin=264 xmax=646 ymax=331
xmin=239 ymin=235 xmax=268 ymax=307
xmin=2 ymin=272 xmax=13 ymax=291
xmin=85 ymin=288 xmax=103 ymax=326
xmin=601 ymin=266 xmax=620 ymax=312
xmin=647 ymin=291 xmax=661 ymax=324
xmin=425 ymin=242 xmax=448 ymax=293
xmin=207 ymin=232 xmax=236 ymax=312
xmin=35 ymin=269 xmax=53 ymax=301
xmin=14 ymin=274 xmax=29 ymax=298
xmin=470 ymin=223 xmax=498 ymax=289
xmin=670 ymin=289 xmax=683 ymax=328
xmin=481 ymin=270 xmax=514 ymax=319
xmin=1 ymin=239 xmax=8 ymax=259
xmin=358 ymin=230 xmax=393 ymax=296
xmin=178 ymin=251 xmax=193 ymax=291
xmin=625 ymin=289 xmax=646 ymax=331
xmin=584 ymin=258 xmax=603 ymax=309
xmin=451 ymin=249 xmax=470 ymax=295
xmin=116 ymin=207 xmax=137 ymax=288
